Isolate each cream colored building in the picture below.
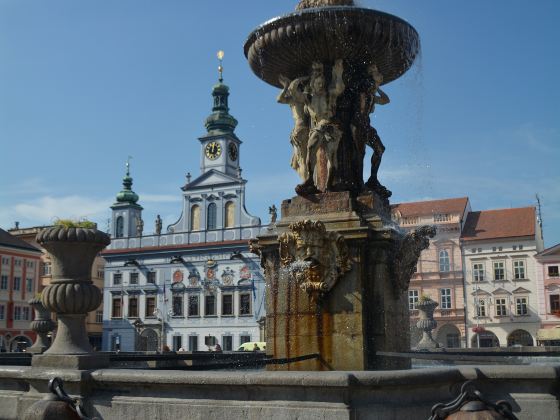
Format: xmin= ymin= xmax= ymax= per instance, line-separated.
xmin=9 ymin=225 xmax=105 ymax=349
xmin=392 ymin=197 xmax=471 ymax=348
xmin=461 ymin=207 xmax=544 ymax=348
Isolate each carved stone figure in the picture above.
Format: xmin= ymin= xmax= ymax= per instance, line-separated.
xmin=391 ymin=225 xmax=436 ymax=295
xmin=285 ymin=59 xmax=345 ymax=195
xmin=351 ymin=63 xmax=390 ymax=198
xmin=136 ymin=217 xmax=144 ymax=237
xmin=278 ymin=75 xmax=310 ymax=180
xmin=279 ymin=220 xmax=351 ymax=296
xmin=268 ymin=204 xmax=278 ymax=224
xmin=155 ymin=215 xmax=162 ymax=235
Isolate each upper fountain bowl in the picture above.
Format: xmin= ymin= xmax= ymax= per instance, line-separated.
xmin=244 ymin=6 xmax=420 ymax=88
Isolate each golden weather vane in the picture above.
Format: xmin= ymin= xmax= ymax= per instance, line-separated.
xmin=217 ymin=50 xmax=224 ymax=82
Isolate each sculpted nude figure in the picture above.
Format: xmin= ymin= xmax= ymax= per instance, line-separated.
xmin=297 ymin=59 xmax=345 ymax=194
xmin=277 ymin=75 xmax=310 ymax=180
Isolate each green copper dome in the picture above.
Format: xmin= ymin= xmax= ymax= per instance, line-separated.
xmin=115 ymin=165 xmax=139 ymax=204
xmin=204 ymin=81 xmax=238 ymax=134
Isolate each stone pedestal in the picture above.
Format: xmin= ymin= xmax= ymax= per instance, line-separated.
xmin=252 ymin=192 xmax=433 ymax=371
xmin=32 ymin=226 xmax=110 ymax=370
xmin=27 ymin=297 xmax=55 ymax=355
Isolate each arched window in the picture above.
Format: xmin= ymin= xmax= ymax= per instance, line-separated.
xmin=207 ymin=203 xmax=217 ymax=230
xmin=225 ymin=201 xmax=235 ymax=228
xmin=190 ymin=205 xmax=201 ymax=231
xmin=439 ymin=250 xmax=450 ymax=272
xmin=115 ymin=216 xmax=124 ymax=238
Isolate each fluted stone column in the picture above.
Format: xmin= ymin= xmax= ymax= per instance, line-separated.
xmin=416 ymin=297 xmax=440 ymax=350
xmin=27 ymin=297 xmax=56 ymax=354
xmin=32 ymin=226 xmax=110 ymax=369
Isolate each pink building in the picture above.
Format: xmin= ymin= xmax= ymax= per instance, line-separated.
xmin=535 ymin=243 xmax=560 ymax=345
xmin=392 ymin=197 xmax=471 ymax=348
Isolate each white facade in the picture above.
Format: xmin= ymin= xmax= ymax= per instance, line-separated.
xmin=463 ymin=234 xmax=543 ymax=348
xmin=102 ymin=74 xmax=268 ymax=352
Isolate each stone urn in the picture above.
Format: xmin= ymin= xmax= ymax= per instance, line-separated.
xmin=36 ymin=226 xmax=110 ymax=358
xmin=27 ymin=296 xmax=56 ymax=354
xmin=415 ymin=297 xmax=440 ymax=350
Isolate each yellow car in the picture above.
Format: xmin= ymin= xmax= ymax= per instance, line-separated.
xmin=237 ymin=341 xmax=266 ymax=351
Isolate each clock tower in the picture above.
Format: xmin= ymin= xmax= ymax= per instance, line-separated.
xmin=199 ymin=51 xmax=241 ymax=177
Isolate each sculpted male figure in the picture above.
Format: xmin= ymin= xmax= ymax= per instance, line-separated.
xmin=278 ymin=75 xmax=310 ymax=180
xmin=297 ymin=59 xmax=345 ymax=194
xmin=136 ymin=217 xmax=144 ymax=237
xmin=364 ymin=64 xmax=390 ymax=195
xmin=155 ymin=215 xmax=162 ymax=235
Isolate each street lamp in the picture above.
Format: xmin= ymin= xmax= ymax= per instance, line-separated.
xmin=153 ymin=308 xmax=174 ymax=352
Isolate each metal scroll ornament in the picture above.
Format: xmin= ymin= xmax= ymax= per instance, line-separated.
xmin=279 ymin=220 xmax=351 ymax=296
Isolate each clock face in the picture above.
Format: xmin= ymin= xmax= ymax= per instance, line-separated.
xmin=205 ymin=142 xmax=222 ymax=160
xmin=228 ymin=143 xmax=238 ymax=161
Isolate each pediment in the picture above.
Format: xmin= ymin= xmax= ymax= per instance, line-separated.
xmin=512 ymin=287 xmax=531 ymax=294
xmin=491 ymin=287 xmax=511 ymax=295
xmin=472 ymin=289 xmax=491 ymax=296
xmin=182 ymin=170 xmax=242 ymax=190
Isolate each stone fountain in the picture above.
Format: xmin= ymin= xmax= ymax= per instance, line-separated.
xmin=245 ymin=0 xmax=435 ymax=370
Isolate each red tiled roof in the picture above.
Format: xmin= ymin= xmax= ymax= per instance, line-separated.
xmin=461 ymin=207 xmax=536 ymax=241
xmin=0 ymin=228 xmax=41 ymax=252
xmin=391 ymin=197 xmax=469 ymax=217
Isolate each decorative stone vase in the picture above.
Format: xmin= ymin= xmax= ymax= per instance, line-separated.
xmin=27 ymin=296 xmax=56 ymax=354
xmin=415 ymin=297 xmax=440 ymax=350
xmin=37 ymin=226 xmax=110 ymax=355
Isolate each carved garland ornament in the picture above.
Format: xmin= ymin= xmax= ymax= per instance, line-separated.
xmin=279 ymin=220 xmax=351 ymax=295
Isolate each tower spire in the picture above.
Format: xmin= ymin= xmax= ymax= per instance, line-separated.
xmin=115 ymin=157 xmax=139 ymax=205
xmin=204 ymin=50 xmax=238 ymax=134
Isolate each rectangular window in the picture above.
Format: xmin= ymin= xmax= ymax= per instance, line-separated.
xmin=23 ymin=307 xmax=30 ymax=320
xmin=1 ymin=257 xmax=10 ymax=265
xmin=172 ymin=335 xmax=182 ymax=352
xmin=205 ymin=295 xmax=216 ymax=316
xmin=129 ymin=272 xmax=139 ymax=285
xmin=473 ymin=263 xmax=484 ymax=282
xmin=14 ymin=306 xmax=22 ymax=320
xmin=446 ymin=334 xmax=460 ymax=348
xmin=222 ymin=294 xmax=233 ymax=315
xmin=172 ymin=295 xmax=183 ymax=316
xmin=95 ymin=310 xmax=103 ymax=323
xmin=112 ymin=297 xmax=122 ymax=318
xmin=42 ymin=262 xmax=51 ymax=276
xmin=97 ymin=269 xmax=105 ymax=279
xmin=188 ymin=335 xmax=198 ymax=351
xmin=13 ymin=277 xmax=21 ymax=291
xmin=548 ymin=266 xmax=559 ymax=278
xmin=239 ymin=293 xmax=251 ymax=316
xmin=476 ymin=299 xmax=486 ymax=317
xmin=440 ymin=288 xmax=452 ymax=309
xmin=493 ymin=262 xmax=505 ymax=281
xmin=26 ymin=261 xmax=34 ymax=269
xmin=515 ymin=297 xmax=528 ymax=316
xmin=513 ymin=261 xmax=526 ymax=279
xmin=495 ymin=298 xmax=507 ymax=316
xmin=147 ymin=271 xmax=156 ymax=284
xmin=14 ymin=259 xmax=21 ymax=267
xmin=188 ymin=295 xmax=200 ymax=316
xmin=26 ymin=278 xmax=33 ymax=293
xmin=550 ymin=295 xmax=560 ymax=312
xmin=128 ymin=296 xmax=138 ymax=318
xmin=240 ymin=335 xmax=251 ymax=345
xmin=222 ymin=335 xmax=233 ymax=351
xmin=145 ymin=296 xmax=156 ymax=317
xmin=113 ymin=273 xmax=122 ymax=286
xmin=408 ymin=290 xmax=419 ymax=310
xmin=0 ymin=305 xmax=4 ymax=320
xmin=0 ymin=275 xmax=8 ymax=290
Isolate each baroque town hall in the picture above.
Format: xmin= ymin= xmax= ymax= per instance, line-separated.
xmin=101 ymin=68 xmax=267 ymax=352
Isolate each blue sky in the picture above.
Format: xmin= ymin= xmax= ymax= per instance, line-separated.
xmin=1 ymin=0 xmax=558 ymax=247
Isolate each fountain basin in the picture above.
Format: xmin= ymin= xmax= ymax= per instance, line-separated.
xmin=244 ymin=6 xmax=420 ymax=88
